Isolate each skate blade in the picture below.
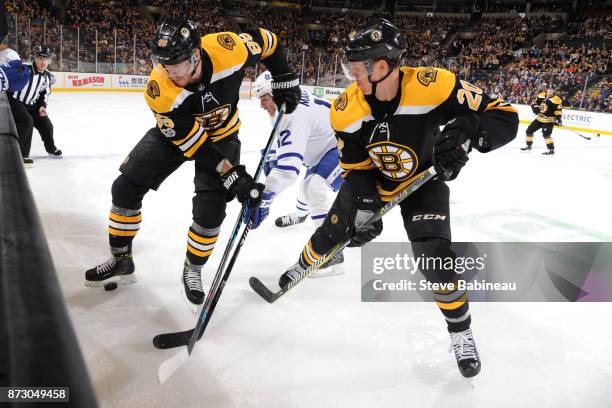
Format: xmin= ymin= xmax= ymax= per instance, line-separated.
xmin=179 ymin=276 xmax=203 ymax=314
xmin=308 ymin=265 xmax=346 ymax=278
xmin=84 ymin=274 xmax=137 ymax=288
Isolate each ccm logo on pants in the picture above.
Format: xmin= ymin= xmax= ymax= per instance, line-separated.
xmin=412 ymin=214 xmax=447 ymax=221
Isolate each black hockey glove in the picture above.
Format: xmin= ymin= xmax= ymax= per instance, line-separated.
xmin=531 ymin=104 xmax=540 ymax=114
xmin=348 ymin=194 xmax=383 ymax=247
xmin=555 ymin=117 xmax=562 ymax=126
xmin=221 ymin=165 xmax=263 ymax=209
xmin=271 ymin=72 xmax=300 ymax=114
xmin=433 ymin=114 xmax=487 ymax=181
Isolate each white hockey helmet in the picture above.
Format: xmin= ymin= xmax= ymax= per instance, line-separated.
xmin=253 ymin=71 xmax=273 ymax=98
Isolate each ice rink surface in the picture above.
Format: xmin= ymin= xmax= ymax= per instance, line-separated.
xmin=25 ymin=92 xmax=612 ymax=407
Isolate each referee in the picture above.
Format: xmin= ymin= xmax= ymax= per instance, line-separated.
xmin=8 ymin=45 xmax=61 ymax=167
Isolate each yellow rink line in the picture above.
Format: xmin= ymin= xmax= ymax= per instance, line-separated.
xmin=50 ymin=89 xmax=612 ymax=136
xmin=518 ymin=119 xmax=611 ymax=136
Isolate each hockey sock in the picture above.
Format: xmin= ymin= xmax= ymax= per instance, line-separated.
xmin=544 ymin=136 xmax=554 ymax=150
xmin=299 ymin=239 xmax=322 ymax=268
xmin=295 ymin=197 xmax=310 ymax=217
xmin=432 ymin=281 xmax=472 ymax=332
xmin=108 ymin=205 xmax=141 ymax=252
xmin=186 ymin=222 xmax=219 ymax=266
xmin=525 ymin=134 xmax=534 ymax=147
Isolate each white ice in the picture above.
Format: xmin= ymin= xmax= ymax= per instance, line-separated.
xmin=25 ymin=92 xmax=612 ymax=408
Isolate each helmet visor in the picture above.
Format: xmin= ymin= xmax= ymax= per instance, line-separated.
xmin=340 ymin=51 xmax=374 ymax=81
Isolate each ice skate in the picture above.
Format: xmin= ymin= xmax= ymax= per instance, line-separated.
xmin=84 ymin=253 xmax=136 ymax=287
xmin=449 ymin=327 xmax=481 ymax=378
xmin=275 ymin=213 xmax=308 ymax=228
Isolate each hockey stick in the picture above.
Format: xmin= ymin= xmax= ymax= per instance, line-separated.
xmin=249 ymin=166 xmax=438 ymax=303
xmin=566 ymin=127 xmax=591 ymax=140
xmin=155 ymin=109 xmax=285 ymax=383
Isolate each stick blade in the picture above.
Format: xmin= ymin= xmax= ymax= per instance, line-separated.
xmin=249 ymin=277 xmax=279 ymax=303
xmin=158 ymin=347 xmax=190 ymax=384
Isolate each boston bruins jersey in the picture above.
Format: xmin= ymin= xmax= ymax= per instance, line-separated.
xmin=531 ymin=92 xmax=562 ymax=124
xmin=144 ymin=28 xmax=289 ymax=161
xmin=331 ymin=67 xmax=519 ymax=201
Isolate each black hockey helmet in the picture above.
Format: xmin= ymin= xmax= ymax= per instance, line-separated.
xmin=151 ymin=17 xmax=200 ymax=66
xmin=34 ymin=45 xmax=53 ymax=59
xmin=344 ymin=18 xmax=404 ymax=66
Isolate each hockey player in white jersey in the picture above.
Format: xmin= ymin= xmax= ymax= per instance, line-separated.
xmin=249 ymin=71 xmax=345 ymax=273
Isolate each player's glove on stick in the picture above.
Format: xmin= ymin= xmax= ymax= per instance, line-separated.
xmin=348 ymin=194 xmax=383 ymax=247
xmin=221 ymin=165 xmax=263 ymax=208
xmin=247 ymin=191 xmax=275 ymax=229
xmin=0 ymin=60 xmax=30 ymax=92
xmin=433 ymin=114 xmax=487 ymax=181
xmin=555 ymin=118 xmax=562 ymax=126
xmin=531 ymin=104 xmax=540 ymax=114
xmin=271 ymin=73 xmax=300 ymax=114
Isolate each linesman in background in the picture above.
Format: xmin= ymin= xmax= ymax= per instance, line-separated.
xmin=521 ymin=88 xmax=562 ymax=155
xmin=8 ymin=45 xmax=61 ymax=167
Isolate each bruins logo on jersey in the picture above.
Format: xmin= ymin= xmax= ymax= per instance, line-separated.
xmin=368 ymin=141 xmax=418 ymax=181
xmin=417 ymin=68 xmax=438 ymax=87
xmin=539 ymin=102 xmax=548 ymax=114
xmin=335 ymin=93 xmax=348 ymax=111
xmin=146 ymin=80 xmax=160 ymax=99
xmin=217 ymin=34 xmax=236 ymax=50
xmin=195 ymin=104 xmax=231 ymax=130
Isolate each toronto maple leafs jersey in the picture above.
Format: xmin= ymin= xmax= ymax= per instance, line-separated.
xmin=144 ymin=28 xmax=291 ymax=165
xmin=331 ymin=67 xmax=519 ymax=201
xmin=264 ymin=89 xmax=339 ymax=195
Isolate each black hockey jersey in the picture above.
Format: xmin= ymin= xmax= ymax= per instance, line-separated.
xmin=144 ymin=28 xmax=288 ymax=159
xmin=331 ymin=67 xmax=519 ymax=201
xmin=531 ymin=92 xmax=562 ymax=124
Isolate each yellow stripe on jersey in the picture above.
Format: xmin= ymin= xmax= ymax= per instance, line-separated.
xmin=330 ymin=82 xmax=373 ymax=133
xmin=397 ymin=67 xmax=456 ymax=111
xmin=376 ymin=171 xmax=427 ymax=202
xmin=201 ymin=32 xmax=249 ymax=84
xmin=209 ymin=109 xmax=241 ymax=140
xmin=259 ymin=28 xmax=278 ymax=58
xmin=184 ymin=133 xmax=209 ymax=158
xmin=144 ymin=65 xmax=193 ymax=114
xmin=173 ymin=121 xmax=200 ymax=146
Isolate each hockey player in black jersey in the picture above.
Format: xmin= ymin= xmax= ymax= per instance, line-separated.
xmin=277 ymin=19 xmax=519 ymax=378
xmin=84 ymin=18 xmax=300 ymax=308
xmin=521 ymin=88 xmax=562 ymax=155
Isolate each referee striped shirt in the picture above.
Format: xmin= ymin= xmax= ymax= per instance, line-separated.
xmin=11 ymin=62 xmax=55 ymax=107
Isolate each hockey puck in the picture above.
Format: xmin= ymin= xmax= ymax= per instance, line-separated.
xmin=104 ymin=281 xmax=118 ymax=291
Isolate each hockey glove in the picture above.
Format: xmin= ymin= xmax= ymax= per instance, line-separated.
xmin=221 ymin=164 xmax=263 ymax=208
xmin=531 ymin=104 xmax=540 ymax=115
xmin=271 ymin=72 xmax=300 ymax=114
xmin=0 ymin=60 xmax=30 ymax=92
xmin=555 ymin=117 xmax=562 ymax=126
xmin=247 ymin=191 xmax=275 ymax=229
xmin=433 ymin=114 xmax=487 ymax=181
xmin=348 ymin=194 xmax=383 ymax=247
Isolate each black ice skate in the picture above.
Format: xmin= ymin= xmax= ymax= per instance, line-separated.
xmin=275 ymin=213 xmax=308 ymax=228
xmin=279 ymin=261 xmax=307 ymax=288
xmin=84 ymin=253 xmax=136 ymax=287
xmin=449 ymin=327 xmax=481 ymax=378
xmin=520 ymin=146 xmax=532 ymax=151
xmin=542 ymin=149 xmax=555 ymax=155
xmin=309 ymin=251 xmax=345 ymax=278
xmin=182 ymin=260 xmax=204 ymax=306
xmin=48 ymin=148 xmax=63 ymax=157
